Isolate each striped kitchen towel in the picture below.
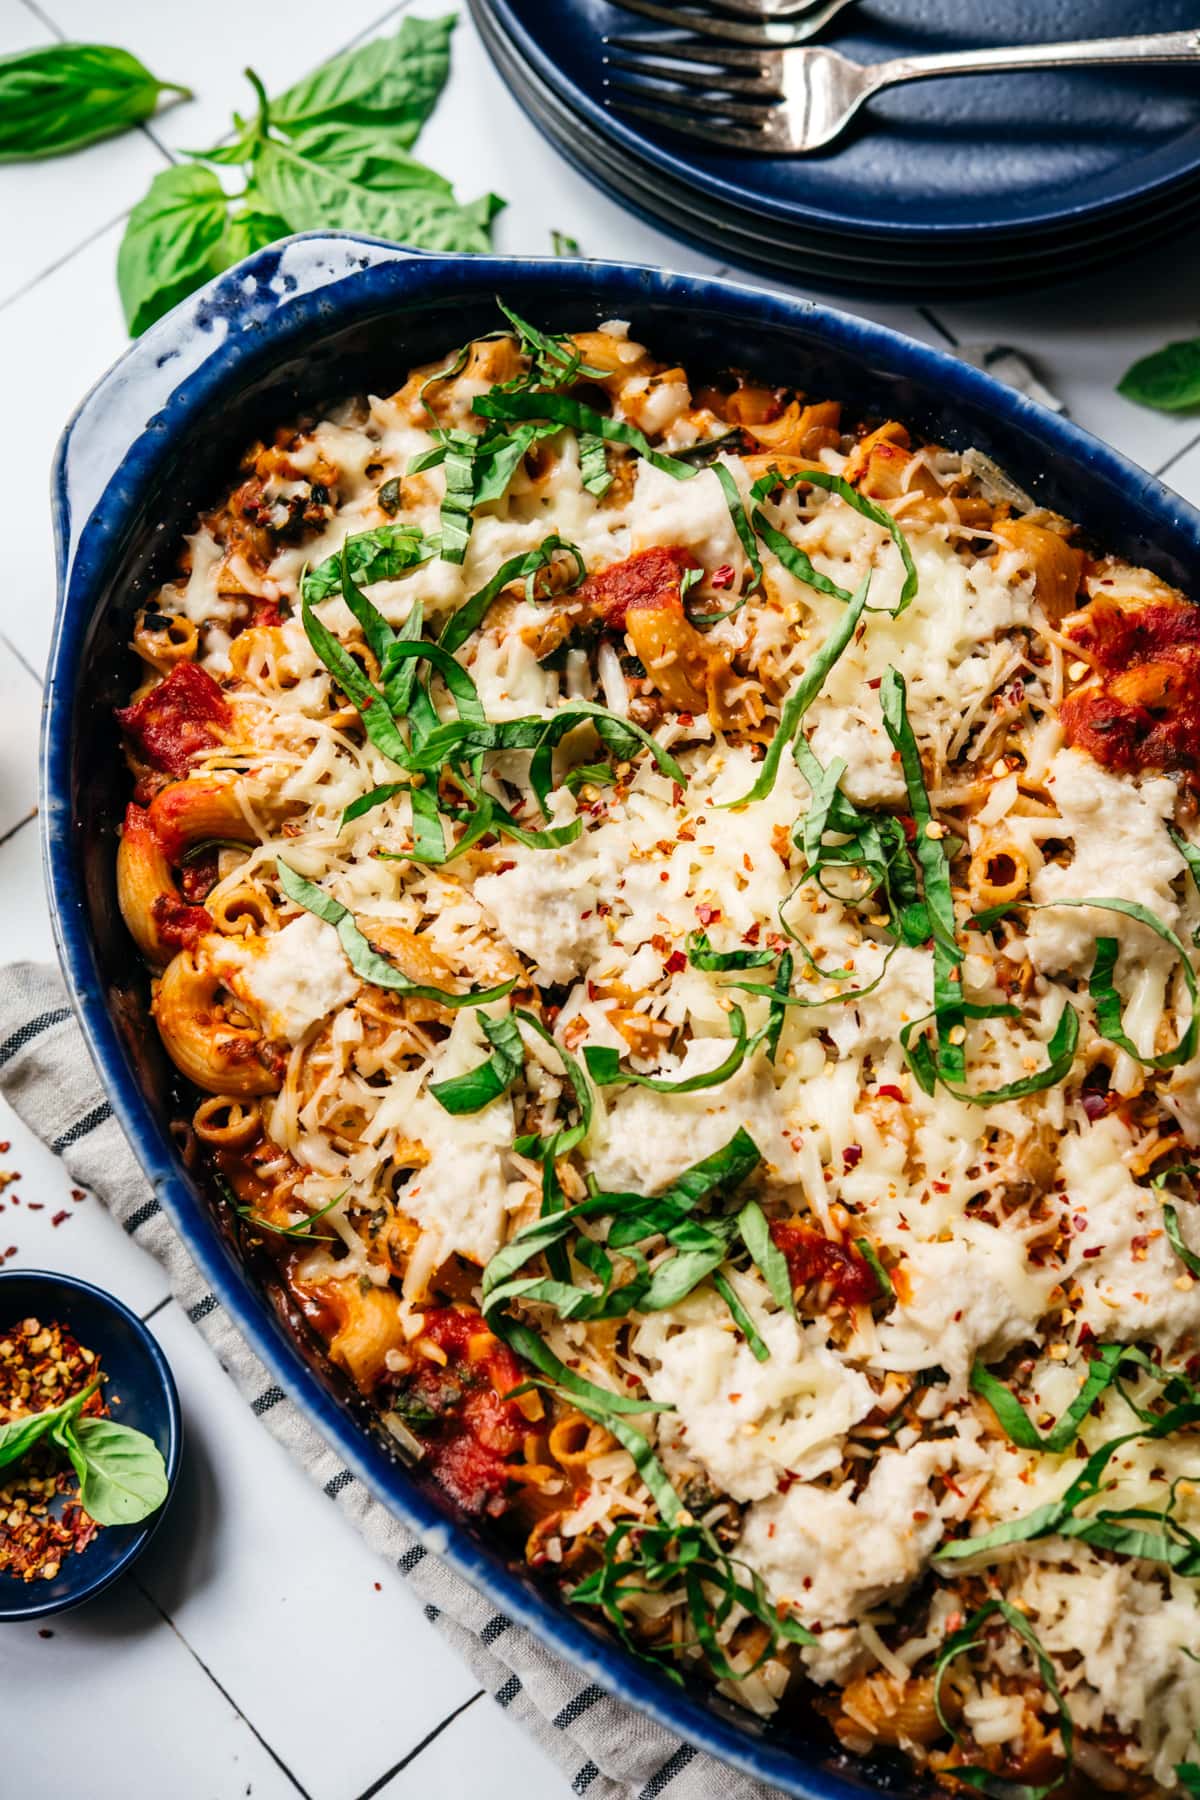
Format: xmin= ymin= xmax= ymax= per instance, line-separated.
xmin=0 ymin=961 xmax=781 ymax=1800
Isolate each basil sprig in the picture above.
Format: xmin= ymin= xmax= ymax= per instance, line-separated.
xmin=749 ymin=466 xmax=918 ymax=616
xmin=0 ymin=1373 xmax=168 ymax=1528
xmin=429 ymin=1012 xmax=525 ymax=1115
xmin=118 ymin=16 xmax=499 ymax=336
xmin=277 ymin=859 xmax=515 ymax=1010
xmin=722 ymin=573 xmax=872 ymax=808
xmin=2 ymin=42 xmax=189 ymax=162
xmin=933 ymin=1600 xmax=1073 ymax=1800
xmin=1119 ymin=338 xmax=1200 ymax=414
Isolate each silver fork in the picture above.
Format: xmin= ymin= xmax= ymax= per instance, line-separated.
xmin=603 ymin=30 xmax=1200 ymax=153
xmin=603 ymin=0 xmax=856 ymax=47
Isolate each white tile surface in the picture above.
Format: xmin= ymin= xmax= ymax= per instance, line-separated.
xmin=4 ymin=0 xmax=1200 ymax=1795
xmin=375 ymin=1689 xmax=569 ymax=1800
xmin=138 ymin=1300 xmax=481 ymax=1800
xmin=0 ymin=1580 xmax=302 ymax=1799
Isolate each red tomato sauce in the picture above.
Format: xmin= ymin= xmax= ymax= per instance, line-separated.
xmin=115 ymin=663 xmax=231 ymax=777
xmin=578 ymin=545 xmax=698 ymax=630
xmin=769 ymin=1220 xmax=879 ymax=1307
xmin=406 ymin=1307 xmax=533 ymax=1517
xmin=1061 ymin=598 xmax=1200 ymax=778
xmin=150 ymin=893 xmax=213 ymax=950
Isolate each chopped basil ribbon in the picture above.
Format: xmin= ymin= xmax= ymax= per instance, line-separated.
xmin=563 ymin=762 xmax=615 ymax=794
xmin=302 ymin=588 xmax=413 ymax=767
xmin=791 ymin=736 xmax=930 ymax=947
xmin=970 ymin=1344 xmax=1128 ymax=1453
xmin=937 ymin=1369 xmax=1200 ymax=1574
xmin=512 ymin=1009 xmax=594 ymax=1160
xmin=748 ymin=466 xmax=918 ymax=616
xmin=438 ymin=534 xmax=585 ymax=655
xmin=233 ymin=1185 xmax=344 ymax=1242
xmin=933 ymin=1600 xmax=1074 ymax=1800
xmin=1177 ymin=1763 xmax=1200 ymax=1796
xmin=1152 ymin=1166 xmax=1200 ymax=1278
xmin=494 ymin=301 xmax=609 ymax=392
xmin=853 ymin=1238 xmax=893 ymax=1300
xmin=584 ymin=1006 xmax=754 ymax=1094
xmin=711 ymin=1272 xmax=769 ymax=1361
xmin=882 ymin=668 xmax=1081 ymax=1106
xmin=579 ymin=432 xmax=611 ymax=496
xmin=437 ymin=428 xmax=477 ymax=563
xmin=737 ymin=1199 xmax=795 ymax=1314
xmin=402 ymin=699 xmax=686 ymax=811
xmin=1170 ymin=824 xmax=1200 ymax=946
xmin=492 ymin=1312 xmax=815 ymax=1677
xmin=277 ymin=860 xmax=515 ymax=1009
xmin=686 ymin=931 xmax=776 ymax=972
xmin=473 ymin=387 xmax=758 ymax=584
xmin=429 ymin=1011 xmax=525 ymax=1115
xmin=481 ymin=1130 xmax=762 ymax=1324
xmin=972 ymin=895 xmax=1199 ymax=1073
xmin=303 ymin=523 xmax=436 ymax=602
xmin=721 ymin=572 xmax=872 ymax=809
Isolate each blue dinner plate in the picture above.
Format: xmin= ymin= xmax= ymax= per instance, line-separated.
xmin=476 ymin=0 xmax=1200 ymax=292
xmin=489 ymin=0 xmax=1200 ymax=242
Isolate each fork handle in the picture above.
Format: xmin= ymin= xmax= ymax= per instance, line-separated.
xmin=869 ymin=30 xmax=1200 ymax=92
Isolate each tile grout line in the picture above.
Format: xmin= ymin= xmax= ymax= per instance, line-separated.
xmin=132 ymin=1574 xmax=317 ymax=1800
xmin=1 ymin=629 xmax=43 ymax=687
xmin=1153 ymin=427 xmax=1200 ymax=482
xmin=353 ymin=1690 xmax=485 ymax=1800
xmin=0 ymin=812 xmax=37 ymax=854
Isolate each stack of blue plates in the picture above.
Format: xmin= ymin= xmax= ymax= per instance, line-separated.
xmin=471 ymin=0 xmax=1200 ymax=295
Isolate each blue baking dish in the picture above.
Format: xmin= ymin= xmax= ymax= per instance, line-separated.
xmin=41 ymin=236 xmax=1200 ymax=1797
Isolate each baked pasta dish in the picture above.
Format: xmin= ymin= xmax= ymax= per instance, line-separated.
xmin=115 ymin=306 xmax=1200 ymax=1795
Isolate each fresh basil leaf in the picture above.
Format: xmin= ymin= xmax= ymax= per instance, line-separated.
xmin=219 ymin=200 xmax=290 ymax=264
xmin=721 ymin=573 xmax=871 ymax=808
xmin=0 ymin=1377 xmax=98 ymax=1472
xmin=277 ymin=859 xmax=515 ymax=1009
xmin=1119 ymin=338 xmax=1200 ymax=413
xmin=970 ymin=1344 xmax=1127 ymax=1453
xmin=749 ymin=466 xmax=918 ymax=616
xmin=118 ymin=164 xmax=231 ymax=338
xmin=1176 ymin=1763 xmax=1200 ymax=1795
xmin=491 ymin=1317 xmax=672 ymax=1419
xmin=54 ymin=1414 xmax=169 ymax=1527
xmin=0 ymin=42 xmax=189 ymax=162
xmin=303 ymin=524 xmax=435 ymax=602
xmin=430 ymin=1011 xmax=525 ymax=1115
xmin=270 ymin=13 xmax=456 ymax=138
xmin=281 ymin=120 xmax=454 ymax=193
xmin=933 ymin=1600 xmax=1073 ymax=1800
xmin=253 ymin=136 xmax=501 ymax=255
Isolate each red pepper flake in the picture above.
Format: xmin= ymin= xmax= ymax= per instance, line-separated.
xmin=27 ymin=1203 xmax=43 ymax=1213
xmin=37 ymin=1628 xmax=54 ymax=1638
xmin=877 ymin=1083 xmax=907 ymax=1104
xmin=1082 ymin=1246 xmax=1103 ymax=1260
xmin=51 ymin=1211 xmax=70 ymax=1229
xmin=696 ymin=904 xmax=721 ymax=926
xmin=866 ymin=676 xmax=882 ymax=690
xmin=70 ymin=1191 xmax=86 ymax=1203
xmin=0 ymin=1316 xmax=108 ymax=1583
xmin=671 ymin=781 xmax=684 ymax=807
xmin=373 ymin=1581 xmax=382 ymax=1592
xmin=931 ymin=1180 xmax=951 ymax=1194
xmin=711 ymin=565 xmax=735 ymax=591
xmin=664 ymin=950 xmax=687 ymax=975
xmin=898 ymin=814 xmax=917 ymax=843
xmin=677 ymin=711 xmax=694 ymax=728
xmin=842 ymin=1145 xmax=863 ymax=1171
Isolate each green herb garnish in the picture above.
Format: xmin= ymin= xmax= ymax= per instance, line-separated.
xmin=0 ymin=42 xmax=189 ymax=163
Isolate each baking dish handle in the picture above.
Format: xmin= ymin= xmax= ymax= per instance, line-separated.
xmin=52 ymin=232 xmax=422 ymax=592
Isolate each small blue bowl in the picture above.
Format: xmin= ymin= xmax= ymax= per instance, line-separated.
xmin=0 ymin=1272 xmax=181 ymax=1620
